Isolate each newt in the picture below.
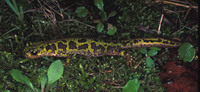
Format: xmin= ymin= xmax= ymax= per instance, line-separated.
xmin=23 ymin=38 xmax=181 ymax=66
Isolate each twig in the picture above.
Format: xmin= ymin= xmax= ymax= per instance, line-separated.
xmin=112 ymin=86 xmax=124 ymax=88
xmin=183 ymin=7 xmax=191 ymax=22
xmin=172 ymin=25 xmax=187 ymax=35
xmin=43 ymin=1 xmax=64 ymax=19
xmin=134 ymin=57 xmax=145 ymax=69
xmin=63 ymin=19 xmax=96 ymax=29
xmin=108 ymin=82 xmax=120 ymax=86
xmin=102 ymin=70 xmax=112 ymax=73
xmin=169 ymin=0 xmax=188 ymax=4
xmin=43 ymin=7 xmax=57 ymax=25
xmin=23 ymin=8 xmax=40 ymax=13
xmin=158 ymin=13 xmax=164 ymax=34
xmin=156 ymin=0 xmax=198 ymax=9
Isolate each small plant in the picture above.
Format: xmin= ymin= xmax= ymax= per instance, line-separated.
xmin=75 ymin=6 xmax=89 ymax=18
xmin=74 ymin=0 xmax=117 ymax=35
xmin=123 ymin=78 xmax=144 ymax=92
xmin=5 ymin=0 xmax=24 ymax=21
xmin=122 ymin=47 xmax=161 ymax=92
xmin=9 ymin=60 xmax=64 ymax=92
xmin=94 ymin=0 xmax=117 ymax=35
xmin=139 ymin=47 xmax=161 ymax=68
xmin=178 ymin=42 xmax=195 ymax=62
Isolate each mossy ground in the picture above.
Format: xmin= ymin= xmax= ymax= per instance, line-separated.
xmin=0 ymin=0 xmax=197 ymax=91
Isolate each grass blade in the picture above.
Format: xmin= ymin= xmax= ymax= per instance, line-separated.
xmin=19 ymin=6 xmax=24 ymax=20
xmin=5 ymin=0 xmax=18 ymax=14
xmin=11 ymin=0 xmax=19 ymax=13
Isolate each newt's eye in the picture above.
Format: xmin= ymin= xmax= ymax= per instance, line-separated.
xmin=23 ymin=47 xmax=41 ymax=59
xmin=31 ymin=49 xmax=40 ymax=55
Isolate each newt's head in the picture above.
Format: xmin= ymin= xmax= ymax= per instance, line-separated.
xmin=23 ymin=46 xmax=42 ymax=59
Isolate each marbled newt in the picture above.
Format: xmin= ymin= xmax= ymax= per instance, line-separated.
xmin=23 ymin=38 xmax=181 ymax=66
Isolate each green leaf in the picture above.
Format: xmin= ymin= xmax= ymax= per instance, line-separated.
xmin=9 ymin=69 xmax=34 ymax=90
xmin=139 ymin=48 xmax=147 ymax=54
xmin=147 ymin=47 xmax=160 ymax=56
xmin=178 ymin=42 xmax=195 ymax=62
xmin=5 ymin=0 xmax=18 ymax=14
xmin=47 ymin=60 xmax=64 ymax=85
xmin=41 ymin=73 xmax=47 ymax=91
xmin=99 ymin=11 xmax=107 ymax=21
xmin=107 ymin=24 xmax=117 ymax=35
xmin=19 ymin=6 xmax=24 ymax=20
xmin=108 ymin=11 xmax=117 ymax=17
xmin=5 ymin=0 xmax=23 ymax=21
xmin=123 ymin=79 xmax=140 ymax=92
xmin=2 ymin=90 xmax=10 ymax=92
xmin=147 ymin=49 xmax=158 ymax=56
xmin=146 ymin=57 xmax=155 ymax=68
xmin=97 ymin=22 xmax=104 ymax=33
xmin=12 ymin=0 xmax=18 ymax=11
xmin=75 ymin=6 xmax=89 ymax=18
xmin=94 ymin=0 xmax=104 ymax=11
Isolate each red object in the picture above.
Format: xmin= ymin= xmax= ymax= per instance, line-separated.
xmin=160 ymin=60 xmax=198 ymax=92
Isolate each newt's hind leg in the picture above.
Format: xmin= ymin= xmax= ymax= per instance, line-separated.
xmin=107 ymin=50 xmax=134 ymax=68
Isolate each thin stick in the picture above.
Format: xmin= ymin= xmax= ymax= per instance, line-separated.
xmin=172 ymin=25 xmax=187 ymax=35
xmin=156 ymin=0 xmax=198 ymax=9
xmin=169 ymin=0 xmax=188 ymax=4
xmin=183 ymin=7 xmax=191 ymax=22
xmin=158 ymin=13 xmax=164 ymax=34
xmin=134 ymin=57 xmax=145 ymax=69
xmin=63 ymin=19 xmax=96 ymax=29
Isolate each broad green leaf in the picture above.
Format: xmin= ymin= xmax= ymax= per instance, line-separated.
xmin=47 ymin=60 xmax=64 ymax=85
xmin=178 ymin=42 xmax=195 ymax=62
xmin=146 ymin=57 xmax=155 ymax=68
xmin=2 ymin=90 xmax=10 ymax=92
xmin=97 ymin=22 xmax=104 ymax=33
xmin=139 ymin=48 xmax=147 ymax=54
xmin=107 ymin=24 xmax=117 ymax=35
xmin=94 ymin=0 xmax=104 ymax=11
xmin=148 ymin=49 xmax=158 ymax=56
xmin=9 ymin=69 xmax=34 ymax=90
xmin=41 ymin=73 xmax=47 ymax=91
xmin=75 ymin=6 xmax=88 ymax=18
xmin=108 ymin=11 xmax=117 ymax=17
xmin=123 ymin=79 xmax=140 ymax=92
xmin=99 ymin=11 xmax=107 ymax=21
